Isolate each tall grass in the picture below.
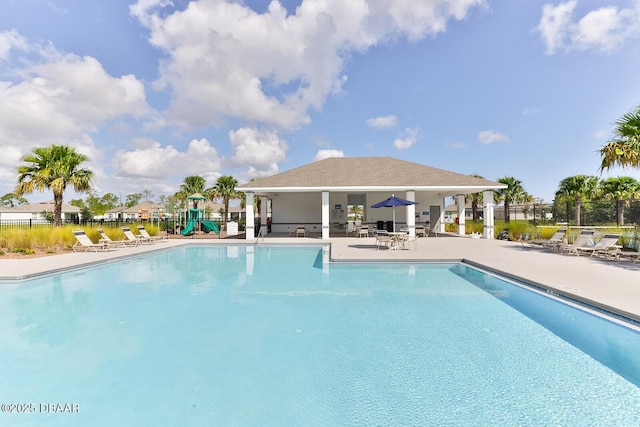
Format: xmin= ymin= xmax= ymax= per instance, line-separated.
xmin=450 ymin=220 xmax=639 ymax=249
xmin=0 ymin=224 xmax=163 ymax=253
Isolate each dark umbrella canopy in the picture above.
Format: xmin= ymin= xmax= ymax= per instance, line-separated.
xmin=370 ymin=195 xmax=417 ymax=208
xmin=370 ymin=194 xmax=418 ymax=232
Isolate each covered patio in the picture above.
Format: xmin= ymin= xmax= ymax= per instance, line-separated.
xmin=237 ymin=157 xmax=506 ymax=240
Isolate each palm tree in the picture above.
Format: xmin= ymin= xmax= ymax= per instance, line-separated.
xmin=599 ymin=176 xmax=640 ymax=225
xmin=179 ymin=175 xmax=207 ymax=197
xmin=555 ymin=175 xmax=599 ymax=226
xmin=211 ymin=175 xmax=239 ymax=222
xmin=174 ymin=175 xmax=207 ymax=207
xmin=599 ymin=105 xmax=640 ymax=171
xmin=15 ymin=145 xmax=93 ymax=226
xmin=465 ymin=174 xmax=485 ymax=220
xmin=494 ymin=176 xmax=528 ymax=223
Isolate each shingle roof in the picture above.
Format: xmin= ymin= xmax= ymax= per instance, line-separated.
xmin=2 ymin=201 xmax=81 ymax=213
xmin=237 ymin=157 xmax=504 ymax=190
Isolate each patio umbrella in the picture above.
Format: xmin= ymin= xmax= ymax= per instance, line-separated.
xmin=370 ymin=194 xmax=418 ymax=232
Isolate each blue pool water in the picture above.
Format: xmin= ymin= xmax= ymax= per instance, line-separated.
xmin=1 ymin=245 xmax=639 ymax=426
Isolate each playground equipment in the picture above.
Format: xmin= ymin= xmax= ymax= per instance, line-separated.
xmin=180 ymin=193 xmax=220 ymax=236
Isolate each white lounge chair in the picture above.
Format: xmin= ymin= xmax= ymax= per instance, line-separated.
xmin=97 ymin=228 xmax=139 ymax=247
xmin=620 ymin=248 xmax=640 ymax=263
xmin=559 ymin=230 xmax=595 ymax=255
xmin=575 ymin=234 xmax=621 ymax=259
xmin=122 ymin=226 xmax=154 ymax=244
xmin=137 ymin=225 xmax=168 ymax=242
xmin=530 ymin=228 xmax=567 ymax=251
xmin=72 ymin=230 xmax=110 ymax=252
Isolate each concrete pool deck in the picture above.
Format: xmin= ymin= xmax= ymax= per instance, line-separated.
xmin=1 ymin=234 xmax=639 ymax=323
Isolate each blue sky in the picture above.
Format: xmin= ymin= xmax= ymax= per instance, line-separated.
xmin=1 ymin=0 xmax=640 ymax=204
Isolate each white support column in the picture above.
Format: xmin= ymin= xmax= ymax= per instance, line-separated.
xmin=483 ymin=190 xmax=494 ymax=239
xmin=245 ymin=192 xmax=254 ymax=240
xmin=456 ymin=194 xmax=466 ymax=236
xmin=406 ymin=190 xmax=416 ymax=237
xmin=260 ymin=196 xmax=268 ymax=237
xmin=322 ymin=191 xmax=330 ymax=239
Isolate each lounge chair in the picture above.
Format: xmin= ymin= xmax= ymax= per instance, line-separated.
xmin=296 ymin=226 xmax=306 ymax=237
xmin=137 ymin=225 xmax=168 ymax=242
xmin=575 ymin=234 xmax=622 ymax=259
xmin=97 ymin=228 xmax=139 ymax=247
xmin=72 ymin=230 xmax=110 ymax=252
xmin=620 ymin=248 xmax=640 ymax=263
xmin=559 ymin=230 xmax=595 ymax=255
xmin=122 ymin=226 xmax=155 ymax=244
xmin=524 ymin=228 xmax=566 ymax=250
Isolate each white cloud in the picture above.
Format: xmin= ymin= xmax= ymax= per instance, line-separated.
xmin=112 ymin=137 xmax=221 ymax=180
xmin=0 ymin=44 xmax=150 ymax=148
xmin=447 ymin=142 xmax=467 ymax=149
xmin=313 ymin=149 xmax=344 ymax=161
xmin=366 ymin=115 xmax=398 ymax=129
xmin=131 ymin=0 xmax=486 ymax=130
xmin=478 ymin=130 xmax=510 ymax=144
xmin=0 ymin=38 xmax=153 ymax=195
xmin=0 ymin=30 xmax=28 ymax=60
xmin=229 ymin=127 xmax=288 ymax=177
xmin=393 ymin=127 xmax=419 ymax=150
xmin=537 ymin=0 xmax=640 ymax=54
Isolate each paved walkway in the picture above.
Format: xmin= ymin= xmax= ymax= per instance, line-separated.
xmin=1 ymin=234 xmax=639 ymax=323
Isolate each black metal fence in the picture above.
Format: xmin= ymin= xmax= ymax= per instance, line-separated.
xmin=507 ymin=200 xmax=640 ymax=227
xmin=0 ymin=218 xmax=237 ymax=235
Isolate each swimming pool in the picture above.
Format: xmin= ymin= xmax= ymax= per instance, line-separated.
xmin=1 ymin=245 xmax=639 ymax=426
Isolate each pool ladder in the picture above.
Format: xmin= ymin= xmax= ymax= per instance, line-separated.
xmin=255 ymin=226 xmax=265 ymax=245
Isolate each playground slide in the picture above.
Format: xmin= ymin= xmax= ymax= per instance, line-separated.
xmin=181 ymin=220 xmax=196 ymax=236
xmin=202 ymin=221 xmax=220 ymax=234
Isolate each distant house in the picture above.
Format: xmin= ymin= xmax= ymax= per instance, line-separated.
xmin=104 ymin=201 xmax=166 ymax=222
xmin=0 ymin=200 xmax=81 ymax=222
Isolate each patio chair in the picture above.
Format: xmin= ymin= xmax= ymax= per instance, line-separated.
xmin=358 ymin=225 xmax=369 ymax=238
xmin=72 ymin=230 xmax=111 ymax=252
xmin=405 ymin=233 xmax=418 ymax=250
xmin=122 ymin=226 xmax=155 ymax=244
xmin=415 ymin=225 xmax=427 ymax=238
xmin=346 ymin=221 xmax=356 ymax=236
xmin=375 ymin=230 xmax=391 ymax=250
xmin=296 ymin=226 xmax=306 ymax=237
xmin=137 ymin=225 xmax=168 ymax=242
xmin=559 ymin=230 xmax=595 ymax=256
xmin=97 ymin=228 xmax=139 ymax=247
